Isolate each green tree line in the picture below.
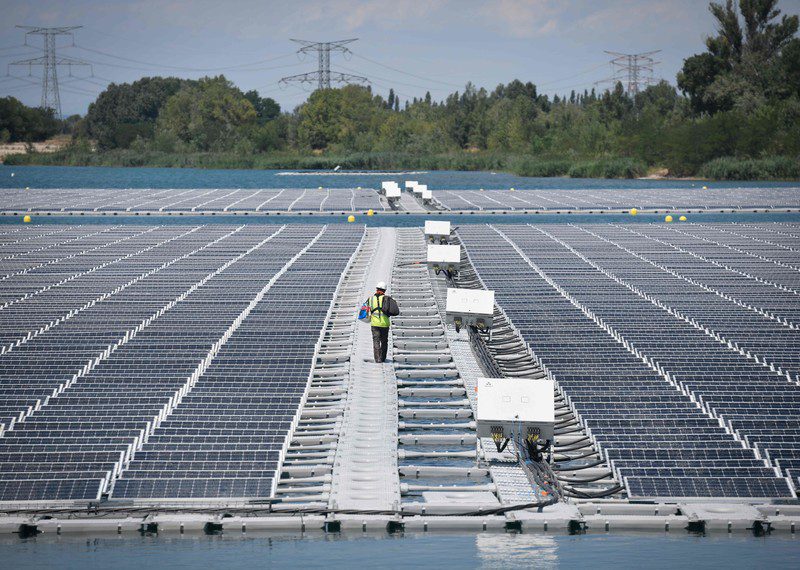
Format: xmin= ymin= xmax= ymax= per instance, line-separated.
xmin=5 ymin=0 xmax=800 ymax=179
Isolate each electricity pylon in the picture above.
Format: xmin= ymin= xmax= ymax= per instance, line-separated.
xmin=596 ymin=50 xmax=661 ymax=97
xmin=280 ymin=39 xmax=368 ymax=90
xmin=9 ymin=25 xmax=91 ymax=119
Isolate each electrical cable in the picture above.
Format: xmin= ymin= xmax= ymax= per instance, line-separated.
xmin=554 ymin=435 xmax=591 ymax=448
xmin=563 ymin=485 xmax=625 ymax=499
xmin=556 ymin=443 xmax=593 ymax=454
xmin=334 ymin=63 xmax=448 ymax=93
xmin=79 ymin=25 xmax=287 ymax=60
xmin=552 ymin=459 xmax=607 ymax=472
xmin=68 ymin=76 xmax=110 ymax=89
xmin=553 ymin=426 xmax=584 ymax=436
xmin=0 ymin=50 xmax=42 ymax=59
xmin=552 ymin=450 xmax=599 ymax=462
xmin=557 ymin=471 xmax=614 ymax=484
xmin=70 ymin=44 xmax=297 ymax=72
xmin=0 ymin=74 xmax=36 ymax=83
xmin=1 ymin=499 xmax=559 ymax=518
xmin=535 ymin=62 xmax=609 ymax=87
xmin=350 ymin=52 xmax=462 ymax=88
xmin=0 ymin=44 xmax=36 ymax=52
xmin=0 ymin=83 xmax=37 ymax=95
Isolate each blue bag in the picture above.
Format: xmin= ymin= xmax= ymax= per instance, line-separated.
xmin=357 ymin=302 xmax=370 ymax=322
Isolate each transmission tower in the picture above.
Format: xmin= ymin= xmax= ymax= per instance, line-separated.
xmin=9 ymin=25 xmax=91 ymax=119
xmin=280 ymin=39 xmax=368 ymax=90
xmin=596 ymin=50 xmax=660 ymax=97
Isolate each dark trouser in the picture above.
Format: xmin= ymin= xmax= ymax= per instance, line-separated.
xmin=371 ymin=326 xmax=389 ymax=363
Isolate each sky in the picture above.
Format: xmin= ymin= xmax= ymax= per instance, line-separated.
xmin=1 ymin=0 xmax=799 ymax=117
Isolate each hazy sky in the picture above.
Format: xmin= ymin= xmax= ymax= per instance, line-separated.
xmin=2 ymin=0 xmax=799 ymax=116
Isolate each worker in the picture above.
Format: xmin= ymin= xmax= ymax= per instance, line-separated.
xmin=367 ymin=281 xmax=399 ymax=363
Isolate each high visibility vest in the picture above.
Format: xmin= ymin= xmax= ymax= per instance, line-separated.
xmin=369 ymin=294 xmax=391 ymax=328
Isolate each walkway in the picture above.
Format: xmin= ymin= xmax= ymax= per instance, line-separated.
xmin=328 ymin=227 xmax=401 ymax=510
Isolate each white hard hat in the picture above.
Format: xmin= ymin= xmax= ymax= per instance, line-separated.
xmin=376 ymin=281 xmax=387 ymax=290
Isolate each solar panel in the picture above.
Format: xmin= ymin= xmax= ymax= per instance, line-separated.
xmin=0 ymin=188 xmax=387 ymax=213
xmin=457 ymin=223 xmax=799 ymax=499
xmin=430 ymin=188 xmax=800 ymax=212
xmin=0 ymin=224 xmax=364 ymax=501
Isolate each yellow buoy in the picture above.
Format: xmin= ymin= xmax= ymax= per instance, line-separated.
xmin=23 ymin=215 xmax=31 ymax=223
xmin=679 ymin=215 xmax=687 ymax=222
xmin=480 ymin=188 xmax=484 ymax=192
xmin=665 ymin=215 xmax=673 ymax=223
xmin=630 ymin=208 xmax=638 ymax=216
xmin=25 ymin=187 xmax=29 ymax=191
xmin=367 ymin=209 xmax=374 ymax=216
xmin=510 ymin=187 xmax=515 ymax=191
xmin=319 ymin=186 xmax=323 ymax=190
xmin=702 ymin=186 xmax=708 ymax=190
xmin=357 ymin=186 xmax=361 ymax=190
xmin=347 ymin=215 xmax=355 ymax=223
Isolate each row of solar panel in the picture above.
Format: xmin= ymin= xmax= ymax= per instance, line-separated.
xmin=433 ymin=188 xmax=800 ymax=211
xmin=458 ymin=223 xmax=799 ymax=499
xmin=0 ymin=224 xmax=363 ymax=501
xmin=0 ymin=188 xmax=385 ymax=212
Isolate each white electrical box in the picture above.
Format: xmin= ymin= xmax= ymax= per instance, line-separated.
xmin=405 ymin=180 xmax=418 ymax=191
xmin=381 ymin=181 xmax=399 ymax=194
xmin=424 ymin=220 xmax=451 ymax=240
xmin=446 ymin=288 xmax=494 ymax=331
xmin=476 ymin=377 xmax=555 ymax=442
xmin=421 ymin=189 xmax=433 ymax=202
xmin=386 ymin=186 xmax=401 ymax=199
xmin=413 ymin=184 xmax=427 ymax=195
xmin=427 ymin=244 xmax=460 ymax=265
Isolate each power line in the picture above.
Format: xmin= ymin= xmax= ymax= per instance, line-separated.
xmin=595 ymin=50 xmax=661 ymax=97
xmin=536 ymin=62 xmax=609 ymax=88
xmin=70 ymin=43 xmax=297 ymax=72
xmin=9 ymin=26 xmax=91 ymax=119
xmin=349 ymin=52 xmax=462 ymax=88
xmin=0 ymin=44 xmax=39 ymax=52
xmin=79 ymin=26 xmax=286 ymax=60
xmin=280 ymin=39 xmax=368 ymax=91
xmin=334 ymin=63 xmax=448 ymax=93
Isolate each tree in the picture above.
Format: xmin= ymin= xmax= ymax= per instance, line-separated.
xmin=86 ymin=77 xmax=188 ymax=149
xmin=634 ymin=81 xmax=681 ymax=116
xmin=243 ymin=90 xmax=280 ymax=124
xmin=777 ymin=37 xmax=800 ymax=97
xmin=678 ymin=52 xmax=730 ymax=113
xmin=0 ymin=97 xmax=61 ymax=142
xmin=157 ymin=76 xmax=257 ymax=151
xmin=296 ymin=85 xmax=384 ymax=151
xmin=678 ymin=0 xmax=799 ymax=113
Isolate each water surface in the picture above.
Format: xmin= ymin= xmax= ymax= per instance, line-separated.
xmin=2 ymin=165 xmax=797 ymax=190
xmin=3 ymin=531 xmax=799 ymax=569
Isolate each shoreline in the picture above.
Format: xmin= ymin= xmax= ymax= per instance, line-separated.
xmin=2 ymin=151 xmax=798 ymax=182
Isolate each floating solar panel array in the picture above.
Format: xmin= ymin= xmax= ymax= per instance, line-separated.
xmin=0 ymin=188 xmax=386 ymax=213
xmin=458 ymin=223 xmax=799 ymax=499
xmin=0 ymin=224 xmax=362 ymax=502
xmin=432 ymin=187 xmax=800 ymax=211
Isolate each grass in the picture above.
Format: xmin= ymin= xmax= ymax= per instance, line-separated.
xmin=698 ymin=156 xmax=800 ymax=180
xmin=5 ymin=147 xmax=798 ymax=180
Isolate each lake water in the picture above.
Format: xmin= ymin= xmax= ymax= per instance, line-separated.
xmin=2 ymin=164 xmax=799 ymax=190
xmin=4 ymin=212 xmax=799 ymax=226
xmin=2 ymin=164 xmax=798 ymax=226
xmin=3 ymin=531 xmax=799 ymax=569
xmin=1 ymin=164 xmax=799 ymax=567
